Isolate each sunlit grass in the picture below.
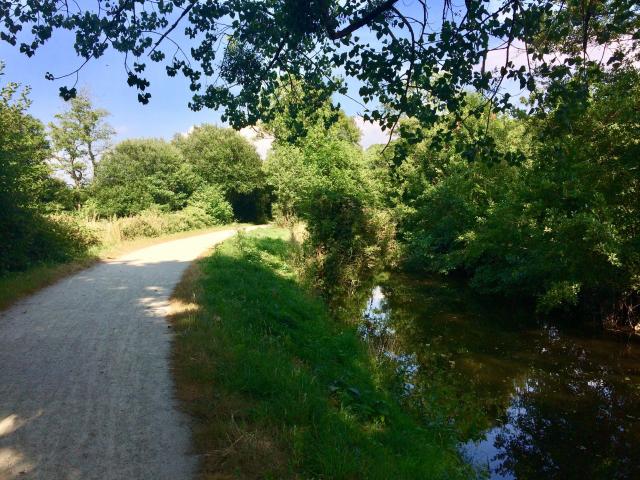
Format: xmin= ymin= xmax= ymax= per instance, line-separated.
xmin=170 ymin=227 xmax=469 ymax=479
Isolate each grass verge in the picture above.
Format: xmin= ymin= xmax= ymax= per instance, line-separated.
xmin=169 ymin=227 xmax=469 ymax=479
xmin=0 ymin=224 xmax=247 ymax=312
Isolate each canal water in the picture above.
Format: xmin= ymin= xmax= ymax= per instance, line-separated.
xmin=357 ymin=274 xmax=640 ymax=479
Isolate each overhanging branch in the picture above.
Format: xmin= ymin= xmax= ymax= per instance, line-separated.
xmin=327 ymin=0 xmax=399 ymax=40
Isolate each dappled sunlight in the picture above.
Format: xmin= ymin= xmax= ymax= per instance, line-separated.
xmin=144 ymin=285 xmax=167 ymax=294
xmin=0 ymin=412 xmax=41 ymax=438
xmin=168 ymin=299 xmax=201 ymax=317
xmin=0 ymin=229 xmax=253 ymax=478
xmin=109 ymin=258 xmax=164 ymax=267
xmin=138 ymin=296 xmax=171 ymax=318
xmin=0 ymin=415 xmax=22 ymax=437
xmin=0 ymin=447 xmax=34 ymax=479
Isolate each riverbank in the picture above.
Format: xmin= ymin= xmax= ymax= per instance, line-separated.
xmin=169 ymin=227 xmax=470 ymax=479
xmin=0 ymin=224 xmax=247 ymax=311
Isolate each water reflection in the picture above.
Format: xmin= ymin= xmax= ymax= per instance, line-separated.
xmin=357 ymin=274 xmax=640 ymax=479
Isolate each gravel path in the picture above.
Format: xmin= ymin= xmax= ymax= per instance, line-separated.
xmin=0 ymin=227 xmax=256 ymax=480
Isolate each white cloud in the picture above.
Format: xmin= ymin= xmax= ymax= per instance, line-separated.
xmin=239 ymin=126 xmax=274 ymax=160
xmin=353 ymin=116 xmax=390 ymax=149
xmin=180 ymin=125 xmax=196 ymax=138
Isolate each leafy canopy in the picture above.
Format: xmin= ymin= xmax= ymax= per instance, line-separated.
xmin=48 ymin=93 xmax=115 ymax=188
xmin=92 ymin=138 xmax=200 ymax=216
xmin=390 ymin=69 xmax=640 ymax=314
xmin=172 ymin=124 xmax=263 ymax=195
xmin=0 ymin=66 xmax=97 ymax=272
xmin=2 ymin=0 xmax=637 ymax=130
xmin=0 ymin=66 xmax=50 ymax=212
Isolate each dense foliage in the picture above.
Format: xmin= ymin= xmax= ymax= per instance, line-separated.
xmin=186 ymin=185 xmax=234 ymax=225
xmin=100 ymin=203 xmax=233 ymax=241
xmin=90 ymin=125 xmax=260 ymax=222
xmin=2 ymin=0 xmax=637 ymax=139
xmin=265 ymin=98 xmax=395 ymax=297
xmin=388 ymin=70 xmax=640 ymax=323
xmin=1 ymin=85 xmax=261 ymax=275
xmin=92 ymin=138 xmax=200 ymax=216
xmin=1 ymin=6 xmax=639 ymax=478
xmin=0 ymin=72 xmax=97 ymax=273
xmin=172 ymin=124 xmax=266 ymax=220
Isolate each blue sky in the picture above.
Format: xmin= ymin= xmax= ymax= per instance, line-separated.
xmin=0 ymin=0 xmax=471 ymax=147
xmin=0 ymin=28 xmax=373 ymax=144
xmin=1 ymin=28 xmax=225 ymax=142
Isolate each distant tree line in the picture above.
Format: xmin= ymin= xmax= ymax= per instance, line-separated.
xmin=0 ymin=79 xmax=268 ymax=274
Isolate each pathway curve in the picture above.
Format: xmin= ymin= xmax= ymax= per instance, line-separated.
xmin=0 ymin=227 xmax=258 ymax=480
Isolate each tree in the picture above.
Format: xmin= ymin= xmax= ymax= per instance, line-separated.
xmin=0 ymin=69 xmax=50 ymax=216
xmin=92 ymin=139 xmax=200 ymax=217
xmin=263 ymin=79 xmax=361 ymax=147
xmin=48 ymin=93 xmax=114 ymax=188
xmin=390 ymin=71 xmax=640 ymax=322
xmin=2 ymin=1 xmax=636 ymax=134
xmin=187 ymin=185 xmax=234 ymax=225
xmin=264 ymin=91 xmax=364 ymax=223
xmin=263 ymin=144 xmax=310 ymax=223
xmin=173 ymin=124 xmax=265 ymax=220
xmin=265 ymin=102 xmax=394 ymax=295
xmin=0 ymin=66 xmax=96 ymax=272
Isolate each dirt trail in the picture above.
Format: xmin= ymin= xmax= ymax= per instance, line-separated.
xmin=0 ymin=227 xmax=259 ymax=480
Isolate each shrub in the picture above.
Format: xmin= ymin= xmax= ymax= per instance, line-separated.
xmin=166 ymin=205 xmax=214 ymax=233
xmin=187 ymin=186 xmax=234 ymax=224
xmin=117 ymin=208 xmax=168 ymax=239
xmin=92 ymin=138 xmax=200 ymax=217
xmin=1 ymin=212 xmax=99 ymax=272
xmin=94 ymin=203 xmax=232 ymax=242
xmin=263 ymin=144 xmax=310 ymax=224
xmin=173 ymin=124 xmax=263 ymax=195
xmin=394 ymin=74 xmax=640 ymax=323
xmin=173 ymin=124 xmax=266 ymax=221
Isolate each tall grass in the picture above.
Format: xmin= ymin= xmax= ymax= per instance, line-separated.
xmin=80 ymin=204 xmax=232 ymax=246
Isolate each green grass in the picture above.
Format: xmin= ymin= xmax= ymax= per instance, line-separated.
xmin=170 ymin=227 xmax=470 ymax=479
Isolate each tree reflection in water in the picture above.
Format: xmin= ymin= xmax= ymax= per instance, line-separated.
xmin=354 ymin=274 xmax=640 ymax=479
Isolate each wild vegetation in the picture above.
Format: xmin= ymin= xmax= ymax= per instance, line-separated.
xmin=0 ymin=69 xmax=270 ymax=313
xmin=1 ymin=0 xmax=636 ymax=326
xmin=2 ymin=60 xmax=639 ymax=480
xmin=386 ymin=69 xmax=640 ymax=325
xmin=1 ymin=0 xmax=639 ymax=477
xmin=0 ymin=69 xmax=99 ymax=273
xmin=256 ymin=69 xmax=640 ymax=328
xmin=170 ymin=228 xmax=469 ymax=479
xmin=264 ymin=93 xmax=396 ymax=298
xmin=0 ymin=80 xmax=265 ymax=277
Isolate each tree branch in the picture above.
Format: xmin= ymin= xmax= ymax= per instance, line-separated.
xmin=148 ymin=1 xmax=196 ymax=57
xmin=327 ymin=0 xmax=399 ymax=40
